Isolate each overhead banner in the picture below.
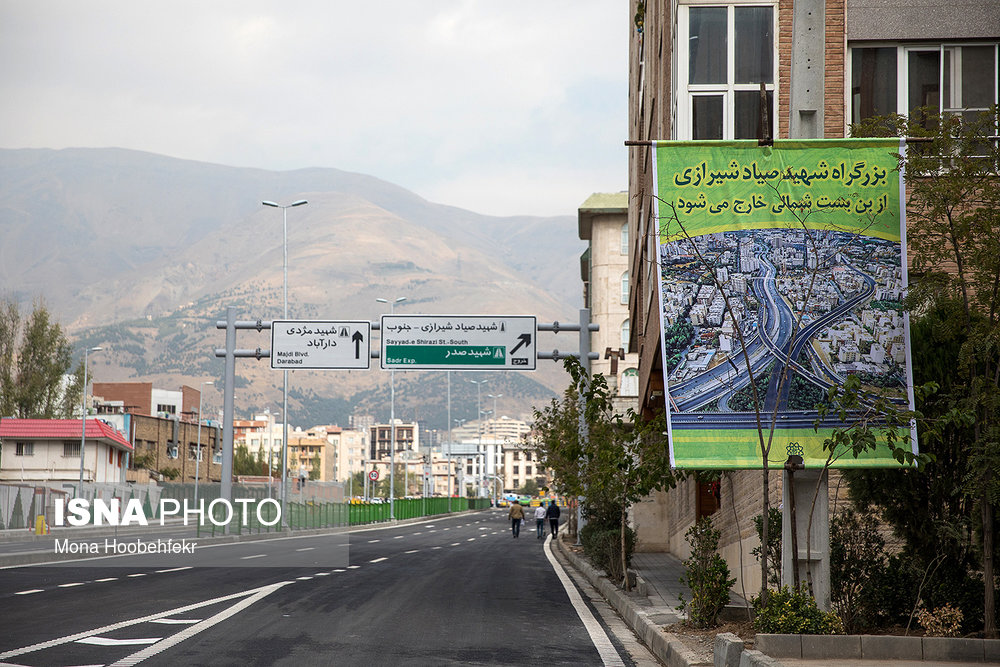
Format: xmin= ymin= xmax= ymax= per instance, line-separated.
xmin=654 ymin=139 xmax=917 ymax=469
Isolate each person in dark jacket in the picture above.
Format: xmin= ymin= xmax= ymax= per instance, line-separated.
xmin=545 ymin=500 xmax=560 ymax=537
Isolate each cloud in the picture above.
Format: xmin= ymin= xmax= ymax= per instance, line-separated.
xmin=0 ymin=1 xmax=627 ymax=216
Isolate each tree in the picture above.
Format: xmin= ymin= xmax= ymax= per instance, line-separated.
xmin=233 ymin=444 xmax=265 ymax=476
xmin=532 ymin=357 xmax=681 ymax=589
xmin=0 ymin=299 xmax=82 ymax=419
xmin=850 ymin=106 xmax=1000 ymax=636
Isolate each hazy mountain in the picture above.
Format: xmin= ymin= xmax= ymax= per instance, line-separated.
xmin=0 ymin=148 xmax=587 ymax=429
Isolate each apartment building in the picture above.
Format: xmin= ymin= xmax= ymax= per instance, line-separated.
xmin=623 ymin=0 xmax=998 ymax=594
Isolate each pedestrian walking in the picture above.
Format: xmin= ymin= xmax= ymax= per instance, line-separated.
xmin=508 ymin=500 xmax=524 ymax=538
xmin=546 ymin=500 xmax=560 ymax=537
xmin=534 ymin=503 xmax=547 ymax=539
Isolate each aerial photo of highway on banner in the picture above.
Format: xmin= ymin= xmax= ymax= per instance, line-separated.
xmin=660 ymin=227 xmax=911 ymax=459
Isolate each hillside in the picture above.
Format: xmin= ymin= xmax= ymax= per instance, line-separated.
xmin=0 ymin=148 xmax=586 ymax=428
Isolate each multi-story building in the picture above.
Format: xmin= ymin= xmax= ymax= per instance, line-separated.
xmin=579 ymin=192 xmax=641 ymax=407
xmin=501 ymin=437 xmax=552 ymax=494
xmin=319 ymin=425 xmax=368 ymax=483
xmin=368 ymin=420 xmax=419 ymax=461
xmin=622 ymin=0 xmax=999 ymax=596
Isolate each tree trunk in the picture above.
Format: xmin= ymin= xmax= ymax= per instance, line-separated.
xmin=984 ymin=491 xmax=996 ymax=638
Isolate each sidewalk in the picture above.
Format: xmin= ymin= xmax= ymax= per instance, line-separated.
xmin=554 ymin=538 xmax=994 ymax=667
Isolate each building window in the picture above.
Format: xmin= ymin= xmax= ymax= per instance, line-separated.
xmin=156 ymin=403 xmax=177 ymax=415
xmin=526 ymin=466 xmax=533 ymax=476
xmin=620 ymin=223 xmax=629 ymax=255
xmin=188 ymin=445 xmax=203 ymax=462
xmin=525 ymin=452 xmax=531 ymax=461
xmin=621 ymin=319 xmax=630 ymax=349
xmin=678 ymin=4 xmax=776 ymax=140
xmin=620 ymin=271 xmax=629 ymax=305
xmin=620 ymin=368 xmax=639 ymax=397
xmin=851 ymin=43 xmax=999 ymax=127
xmin=16 ymin=442 xmax=34 ymax=456
xmin=63 ymin=442 xmax=80 ymax=457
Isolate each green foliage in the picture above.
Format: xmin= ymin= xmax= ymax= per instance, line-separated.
xmin=516 ymin=479 xmax=540 ymax=496
xmin=753 ymin=585 xmax=843 ymax=635
xmin=160 ymin=467 xmax=180 ymax=481
xmin=581 ymin=523 xmax=636 ymax=584
xmin=0 ymin=299 xmax=81 ymax=419
xmin=132 ymin=451 xmax=156 ymax=470
xmin=917 ymin=604 xmax=964 ymax=637
xmin=232 ymin=444 xmax=264 ymax=476
xmin=850 ymin=106 xmax=1000 ymax=635
xmin=678 ymin=517 xmax=737 ymax=628
xmin=752 ymin=508 xmax=782 ymax=587
xmin=662 ymin=318 xmax=695 ymax=372
xmin=830 ymin=507 xmax=890 ymax=633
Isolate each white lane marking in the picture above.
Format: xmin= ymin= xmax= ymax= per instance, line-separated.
xmin=15 ymin=589 xmax=43 ymax=595
xmin=393 ymin=536 xmax=404 ymax=540
xmin=369 ymin=557 xmax=387 ymax=563
xmin=432 ymin=546 xmax=442 ymax=550
xmin=314 ymin=572 xmax=331 ymax=576
xmin=58 ymin=582 xmax=85 ymax=588
xmin=107 ymin=581 xmax=292 ymax=667
xmin=295 ymin=547 xmax=315 ymax=552
xmin=543 ymin=537 xmax=625 ymax=666
xmin=240 ymin=554 xmax=266 ymax=560
xmin=149 ymin=618 xmax=200 ymax=625
xmin=367 ymin=539 xmax=380 ymax=543
xmin=0 ymin=581 xmax=292 ymax=661
xmin=467 ymin=538 xmax=476 ymax=542
xmin=127 ymin=573 xmax=147 ymax=578
xmin=450 ymin=543 xmax=460 ymax=547
xmin=413 ymin=532 xmax=422 ymax=535
xmin=332 ymin=569 xmax=346 ymax=572
xmin=77 ymin=636 xmax=161 ymax=646
xmin=405 ymin=550 xmax=419 ymax=554
xmin=154 ymin=566 xmax=192 ymax=574
xmin=95 ymin=577 xmax=117 ymax=582
xmin=296 ymin=576 xmax=313 ymax=581
xmin=347 ymin=565 xmax=360 ymax=569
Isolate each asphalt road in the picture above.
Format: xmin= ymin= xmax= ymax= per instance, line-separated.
xmin=1 ymin=509 xmax=660 ymax=666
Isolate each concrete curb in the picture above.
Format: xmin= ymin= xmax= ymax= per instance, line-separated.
xmin=756 ymin=632 xmax=1000 ymax=663
xmin=555 ymin=536 xmax=710 ymax=667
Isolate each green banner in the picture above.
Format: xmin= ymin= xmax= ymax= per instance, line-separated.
xmin=656 ymin=139 xmax=902 ymax=243
xmin=655 ymin=139 xmax=916 ymax=470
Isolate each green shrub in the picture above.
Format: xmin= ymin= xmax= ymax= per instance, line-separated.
xmin=753 ymin=585 xmax=843 ymax=635
xmin=678 ymin=517 xmax=736 ymax=628
xmin=830 ymin=507 xmax=889 ymax=633
xmin=752 ymin=508 xmax=782 ymax=587
xmin=581 ymin=523 xmax=636 ymax=584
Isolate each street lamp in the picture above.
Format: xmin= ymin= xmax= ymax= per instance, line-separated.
xmin=468 ymin=379 xmax=488 ymax=499
xmin=452 ymin=418 xmax=466 ymax=503
xmin=376 ymin=296 xmax=407 ymax=519
xmin=79 ymin=346 xmax=103 ymax=490
xmin=194 ymin=380 xmax=213 ymax=508
xmin=262 ymin=198 xmax=307 ymax=529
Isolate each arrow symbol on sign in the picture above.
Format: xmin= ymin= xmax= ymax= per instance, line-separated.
xmin=352 ymin=331 xmax=364 ymax=359
xmin=510 ymin=333 xmax=531 ymax=355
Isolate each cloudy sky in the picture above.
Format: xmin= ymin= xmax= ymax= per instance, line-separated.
xmin=0 ymin=2 xmax=628 ymax=217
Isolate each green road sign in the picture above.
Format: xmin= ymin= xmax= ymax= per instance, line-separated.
xmin=379 ymin=315 xmax=536 ymax=371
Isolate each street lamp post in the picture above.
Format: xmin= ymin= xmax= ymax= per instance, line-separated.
xmin=487 ymin=393 xmax=502 ymax=502
xmin=376 ymin=296 xmax=407 ymax=520
xmin=452 ymin=418 xmax=466 ymax=502
xmin=79 ymin=346 xmax=103 ymax=490
xmin=262 ymin=199 xmax=307 ymax=529
xmin=194 ymin=380 xmax=214 ymax=508
xmin=468 ymin=379 xmax=488 ymax=499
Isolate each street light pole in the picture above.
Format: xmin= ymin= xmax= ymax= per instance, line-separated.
xmin=468 ymin=379 xmax=488 ymax=499
xmin=262 ymin=199 xmax=307 ymax=529
xmin=194 ymin=380 xmax=213 ymax=508
xmin=487 ymin=393 xmax=503 ymax=503
xmin=376 ymin=296 xmax=406 ymax=520
xmin=453 ymin=418 xmax=465 ymax=500
xmin=79 ymin=346 xmax=103 ymax=491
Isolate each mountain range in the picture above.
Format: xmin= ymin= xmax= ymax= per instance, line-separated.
xmin=0 ymin=147 xmax=587 ymax=430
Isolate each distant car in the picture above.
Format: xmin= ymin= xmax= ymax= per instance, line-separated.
xmin=697 ymin=415 xmax=704 ymax=420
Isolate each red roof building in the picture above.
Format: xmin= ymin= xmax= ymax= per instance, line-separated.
xmin=0 ymin=418 xmax=133 ymax=485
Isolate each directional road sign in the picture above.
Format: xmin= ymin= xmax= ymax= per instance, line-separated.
xmin=271 ymin=320 xmax=371 ymax=370
xmin=379 ymin=315 xmax=536 ymax=371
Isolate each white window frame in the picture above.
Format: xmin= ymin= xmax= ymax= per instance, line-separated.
xmin=621 ymin=271 xmax=629 ymax=305
xmin=676 ymin=1 xmax=778 ymax=140
xmin=16 ymin=442 xmax=34 ymax=456
xmin=849 ymin=42 xmax=1000 ymax=122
